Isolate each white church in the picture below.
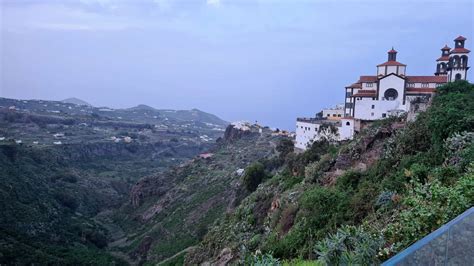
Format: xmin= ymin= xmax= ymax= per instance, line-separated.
xmin=296 ymin=36 xmax=470 ymax=150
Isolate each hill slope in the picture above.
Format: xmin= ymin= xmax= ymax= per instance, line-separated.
xmin=62 ymin=97 xmax=92 ymax=106
xmin=109 ymin=124 xmax=288 ymax=264
xmin=0 ymin=97 xmax=228 ymax=264
xmin=186 ymin=81 xmax=474 ymax=265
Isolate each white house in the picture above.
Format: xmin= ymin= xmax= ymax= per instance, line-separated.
xmin=296 ymin=36 xmax=470 ymax=150
xmin=295 ymin=115 xmax=354 ymax=150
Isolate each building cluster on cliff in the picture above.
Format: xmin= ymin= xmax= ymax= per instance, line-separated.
xmin=295 ymin=36 xmax=470 ymax=150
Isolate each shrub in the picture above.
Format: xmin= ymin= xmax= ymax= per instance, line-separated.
xmin=277 ymin=138 xmax=294 ymax=160
xmin=385 ymin=167 xmax=474 ymax=248
xmin=85 ymin=230 xmax=108 ymax=249
xmin=375 ymin=191 xmax=396 ymax=209
xmin=335 ymin=171 xmax=362 ymax=191
xmin=54 ymin=191 xmax=78 ymax=211
xmin=243 ymin=162 xmax=266 ymax=192
xmin=246 ymin=252 xmax=281 ymax=266
xmin=314 ymin=225 xmax=384 ymax=265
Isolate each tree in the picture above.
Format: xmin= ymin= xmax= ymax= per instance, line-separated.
xmin=276 ymin=138 xmax=294 ymax=159
xmin=243 ymin=162 xmax=266 ymax=192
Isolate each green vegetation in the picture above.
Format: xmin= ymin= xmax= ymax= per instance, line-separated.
xmin=186 ymin=81 xmax=474 ymax=265
xmin=243 ymin=162 xmax=267 ymax=192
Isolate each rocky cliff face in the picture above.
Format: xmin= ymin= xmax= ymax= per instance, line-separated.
xmin=223 ymin=124 xmax=255 ymax=142
xmin=114 ymin=124 xmax=284 ymax=264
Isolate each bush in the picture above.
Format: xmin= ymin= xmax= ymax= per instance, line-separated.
xmin=85 ymin=230 xmax=108 ymax=249
xmin=54 ymin=191 xmax=78 ymax=211
xmin=315 ymin=225 xmax=384 ymax=265
xmin=277 ymin=138 xmax=294 ymax=160
xmin=243 ymin=162 xmax=266 ymax=192
xmin=335 ymin=171 xmax=362 ymax=191
xmin=385 ymin=167 xmax=474 ymax=248
xmin=245 ymin=252 xmax=281 ymax=266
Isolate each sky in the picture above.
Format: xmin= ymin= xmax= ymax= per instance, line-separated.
xmin=1 ymin=0 xmax=473 ymax=129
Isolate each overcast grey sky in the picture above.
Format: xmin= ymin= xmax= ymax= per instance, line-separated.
xmin=1 ymin=0 xmax=473 ymax=129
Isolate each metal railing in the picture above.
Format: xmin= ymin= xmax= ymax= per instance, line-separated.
xmin=382 ymin=207 xmax=474 ymax=266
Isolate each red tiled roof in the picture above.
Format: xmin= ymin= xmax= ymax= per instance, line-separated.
xmin=352 ymin=89 xmax=376 ymax=97
xmin=346 ymin=83 xmax=362 ymax=88
xmin=437 ymin=56 xmax=450 ymax=61
xmin=358 ymin=76 xmax=378 ymax=82
xmin=454 ymin=36 xmax=467 ymax=41
xmin=352 ymin=93 xmax=376 ymax=97
xmin=377 ymin=61 xmax=407 ymax=67
xmin=406 ymin=88 xmax=436 ymax=93
xmin=406 ymin=76 xmax=447 ymax=83
xmin=450 ymin=47 xmax=470 ymax=53
xmin=441 ymin=45 xmax=451 ymax=50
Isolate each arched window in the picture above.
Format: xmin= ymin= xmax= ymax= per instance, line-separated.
xmin=455 ymin=73 xmax=462 ymax=81
xmin=384 ymin=88 xmax=398 ymax=100
xmin=440 ymin=62 xmax=446 ymax=71
xmin=461 ymin=55 xmax=468 ymax=67
xmin=346 ymin=121 xmax=350 ymax=126
xmin=453 ymin=55 xmax=461 ymax=67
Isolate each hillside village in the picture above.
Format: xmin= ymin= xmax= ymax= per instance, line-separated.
xmin=296 ymin=36 xmax=470 ymax=150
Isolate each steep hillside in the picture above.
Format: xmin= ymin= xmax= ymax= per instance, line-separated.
xmin=0 ymin=97 xmax=227 ymax=264
xmin=186 ymin=81 xmax=474 ymax=265
xmin=108 ymin=124 xmax=288 ymax=265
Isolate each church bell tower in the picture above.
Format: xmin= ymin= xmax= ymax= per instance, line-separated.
xmin=447 ymin=36 xmax=470 ymax=81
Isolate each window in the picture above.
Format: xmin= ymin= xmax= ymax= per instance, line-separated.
xmin=346 ymin=91 xmax=353 ymax=97
xmin=382 ymin=113 xmax=387 ymax=118
xmin=338 ymin=114 xmax=342 ymax=117
xmin=436 ymin=83 xmax=442 ymax=88
xmin=367 ymin=83 xmax=373 ymax=87
xmin=371 ymin=112 xmax=374 ymax=116
xmin=333 ymin=114 xmax=337 ymax=117
xmin=384 ymin=88 xmax=398 ymax=100
xmin=455 ymin=73 xmax=462 ymax=81
xmin=327 ymin=114 xmax=330 ymax=117
xmin=371 ymin=105 xmax=375 ymax=109
xmin=346 ymin=121 xmax=351 ymax=126
xmin=372 ymin=97 xmax=376 ymax=100
xmin=407 ymin=83 xmax=415 ymax=88
xmin=421 ymin=83 xmax=429 ymax=88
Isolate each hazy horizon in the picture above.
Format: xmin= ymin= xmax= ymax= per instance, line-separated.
xmin=1 ymin=0 xmax=473 ymax=129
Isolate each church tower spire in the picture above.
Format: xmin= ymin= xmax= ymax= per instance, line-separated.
xmin=447 ymin=36 xmax=470 ymax=81
xmin=435 ymin=45 xmax=450 ymax=76
xmin=388 ymin=47 xmax=397 ymax=61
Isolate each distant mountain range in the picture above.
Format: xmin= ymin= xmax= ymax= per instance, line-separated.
xmin=61 ymin=97 xmax=92 ymax=106
xmin=0 ymin=97 xmax=228 ymax=128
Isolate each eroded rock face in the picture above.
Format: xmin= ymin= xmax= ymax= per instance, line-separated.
xmin=130 ymin=175 xmax=170 ymax=207
xmin=223 ymin=125 xmax=253 ymax=142
xmin=214 ymin=248 xmax=234 ymax=266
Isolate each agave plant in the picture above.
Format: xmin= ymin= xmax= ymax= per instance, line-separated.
xmin=314 ymin=225 xmax=385 ymax=265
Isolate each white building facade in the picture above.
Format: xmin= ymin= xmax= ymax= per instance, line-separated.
xmin=296 ymin=36 xmax=470 ymax=150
